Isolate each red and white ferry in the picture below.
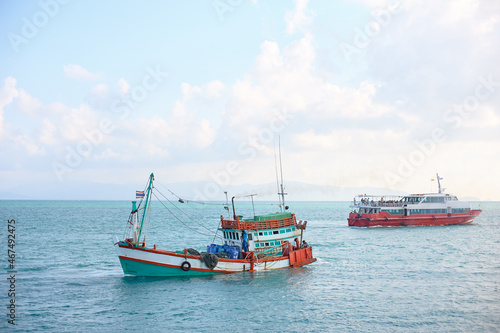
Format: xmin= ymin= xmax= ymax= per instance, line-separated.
xmin=348 ymin=175 xmax=482 ymax=227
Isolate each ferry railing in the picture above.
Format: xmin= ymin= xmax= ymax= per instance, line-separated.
xmin=353 ymin=201 xmax=404 ymax=208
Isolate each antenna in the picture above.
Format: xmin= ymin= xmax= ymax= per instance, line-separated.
xmin=436 ymin=173 xmax=442 ymax=193
xmin=247 ymin=194 xmax=257 ymax=218
xmin=274 ymin=142 xmax=283 ymax=210
xmin=277 ymin=136 xmax=288 ymax=212
xmin=224 ymin=191 xmax=230 ymax=219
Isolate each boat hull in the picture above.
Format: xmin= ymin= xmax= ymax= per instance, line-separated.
xmin=348 ymin=210 xmax=482 ymax=227
xmin=116 ymin=243 xmax=316 ymax=277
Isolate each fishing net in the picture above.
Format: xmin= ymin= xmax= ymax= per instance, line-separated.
xmin=187 ymin=248 xmax=200 ymax=256
xmin=200 ymin=253 xmax=219 ymax=270
xmin=215 ymin=251 xmax=231 ymax=259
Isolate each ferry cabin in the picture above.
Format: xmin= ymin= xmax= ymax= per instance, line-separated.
xmin=354 ymin=193 xmax=472 ymax=217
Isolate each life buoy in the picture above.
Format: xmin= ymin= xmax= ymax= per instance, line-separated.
xmin=181 ymin=261 xmax=191 ymax=271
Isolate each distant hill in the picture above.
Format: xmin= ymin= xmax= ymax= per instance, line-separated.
xmin=0 ymin=180 xmax=408 ymax=201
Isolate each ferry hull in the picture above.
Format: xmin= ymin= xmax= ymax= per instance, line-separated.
xmin=348 ymin=210 xmax=482 ymax=227
xmin=116 ymin=243 xmax=316 ymax=277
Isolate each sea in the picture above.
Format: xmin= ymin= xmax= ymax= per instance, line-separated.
xmin=1 ymin=200 xmax=499 ymax=332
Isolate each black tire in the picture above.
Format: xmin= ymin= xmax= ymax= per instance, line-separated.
xmin=181 ymin=261 xmax=191 ymax=271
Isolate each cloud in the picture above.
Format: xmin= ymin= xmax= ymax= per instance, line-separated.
xmin=117 ymin=78 xmax=130 ymax=94
xmin=16 ymin=89 xmax=42 ymax=116
xmin=285 ymin=0 xmax=314 ymax=34
xmin=0 ymin=77 xmax=20 ymax=141
xmin=63 ymin=64 xmax=102 ymax=80
xmin=38 ymin=118 xmax=57 ymax=146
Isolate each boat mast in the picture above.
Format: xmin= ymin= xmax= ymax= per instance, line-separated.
xmin=137 ymin=173 xmax=154 ymax=242
xmin=277 ymin=137 xmax=287 ymax=212
xmin=436 ymin=173 xmax=442 ymax=193
xmin=247 ymin=193 xmax=257 ymax=218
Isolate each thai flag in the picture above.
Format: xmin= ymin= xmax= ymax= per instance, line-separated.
xmin=136 ymin=191 xmax=145 ymax=199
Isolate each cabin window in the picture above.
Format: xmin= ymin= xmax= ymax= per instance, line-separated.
xmin=248 ymin=234 xmax=253 ymax=240
xmin=255 ymin=243 xmax=260 ymax=248
xmin=286 ymin=229 xmax=291 ymax=232
xmin=259 ymin=232 xmax=263 ymax=236
xmin=236 ymin=233 xmax=239 ymax=240
xmin=264 ymin=232 xmax=268 ymax=236
xmin=381 ymin=209 xmax=402 ymax=215
xmin=280 ymin=230 xmax=285 ymax=234
xmin=273 ymin=230 xmax=279 ymax=235
xmin=424 ymin=197 xmax=445 ymax=203
xmin=265 ymin=242 xmax=269 ymax=247
xmin=254 ymin=233 xmax=258 ymax=237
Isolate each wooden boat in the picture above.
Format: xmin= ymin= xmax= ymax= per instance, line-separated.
xmin=115 ymin=173 xmax=316 ymax=276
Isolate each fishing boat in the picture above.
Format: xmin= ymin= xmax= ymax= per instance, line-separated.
xmin=114 ymin=173 xmax=316 ymax=276
xmin=347 ymin=174 xmax=482 ymax=227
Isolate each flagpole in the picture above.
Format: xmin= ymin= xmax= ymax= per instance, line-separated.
xmin=137 ymin=173 xmax=154 ymax=243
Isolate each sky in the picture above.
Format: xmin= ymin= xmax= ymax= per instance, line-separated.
xmin=0 ymin=0 xmax=499 ymax=201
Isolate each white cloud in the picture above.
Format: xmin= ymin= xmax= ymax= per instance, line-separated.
xmin=285 ymin=0 xmax=314 ymax=34
xmin=205 ymin=80 xmax=225 ymax=99
xmin=0 ymin=77 xmax=21 ymax=143
xmin=58 ymin=103 xmax=99 ymax=142
xmin=63 ymin=64 xmax=101 ymax=80
xmin=117 ymin=78 xmax=130 ymax=94
xmin=14 ymin=135 xmax=45 ymax=156
xmin=16 ymin=89 xmax=42 ymax=116
xmin=38 ymin=118 xmax=58 ymax=146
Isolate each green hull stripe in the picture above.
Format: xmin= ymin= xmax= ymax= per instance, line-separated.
xmin=119 ymin=258 xmax=226 ymax=277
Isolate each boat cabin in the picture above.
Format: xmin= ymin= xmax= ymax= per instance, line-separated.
xmin=219 ymin=212 xmax=304 ymax=254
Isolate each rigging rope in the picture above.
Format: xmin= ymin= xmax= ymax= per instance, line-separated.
xmin=151 ymin=191 xmax=223 ymax=240
xmin=155 ymin=180 xmax=281 ymax=207
xmin=154 ymin=187 xmax=217 ymax=235
xmin=155 ymin=181 xmax=227 ymax=206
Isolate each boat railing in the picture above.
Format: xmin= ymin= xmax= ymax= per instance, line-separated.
xmin=221 ymin=214 xmax=297 ymax=230
xmin=353 ymin=200 xmax=404 ymax=208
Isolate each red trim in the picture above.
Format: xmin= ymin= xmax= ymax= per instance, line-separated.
xmin=119 ymin=256 xmax=236 ymax=274
xmin=348 ymin=210 xmax=482 ymax=227
xmin=118 ymin=245 xmax=259 ymax=263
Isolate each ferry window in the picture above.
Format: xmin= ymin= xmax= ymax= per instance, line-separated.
xmin=280 ymin=230 xmax=285 ymax=234
xmin=255 ymin=243 xmax=260 ymax=248
xmin=236 ymin=233 xmax=239 ymax=240
xmin=286 ymin=229 xmax=291 ymax=232
xmin=248 ymin=234 xmax=253 ymax=240
xmin=265 ymin=242 xmax=269 ymax=247
xmin=258 ymin=232 xmax=263 ymax=236
xmin=264 ymin=232 xmax=268 ymax=236
xmin=273 ymin=231 xmax=279 ymax=235
xmin=254 ymin=233 xmax=258 ymax=237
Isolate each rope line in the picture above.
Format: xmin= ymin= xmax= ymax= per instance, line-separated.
xmin=151 ymin=191 xmax=223 ymax=240
xmin=154 ymin=187 xmax=216 ymax=235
